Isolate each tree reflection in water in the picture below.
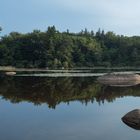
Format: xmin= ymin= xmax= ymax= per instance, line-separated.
xmin=0 ymin=76 xmax=140 ymax=109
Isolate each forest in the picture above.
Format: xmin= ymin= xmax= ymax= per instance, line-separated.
xmin=0 ymin=26 xmax=140 ymax=68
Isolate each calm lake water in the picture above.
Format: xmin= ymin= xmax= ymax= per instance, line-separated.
xmin=0 ymin=69 xmax=140 ymax=140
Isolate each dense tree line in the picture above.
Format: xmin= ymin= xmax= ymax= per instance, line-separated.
xmin=0 ymin=26 xmax=140 ymax=68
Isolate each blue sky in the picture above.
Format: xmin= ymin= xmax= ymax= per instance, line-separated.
xmin=0 ymin=0 xmax=140 ymax=36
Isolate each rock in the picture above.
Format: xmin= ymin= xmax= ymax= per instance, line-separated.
xmin=97 ymin=73 xmax=140 ymax=87
xmin=122 ymin=109 xmax=140 ymax=130
xmin=5 ymin=72 xmax=16 ymax=76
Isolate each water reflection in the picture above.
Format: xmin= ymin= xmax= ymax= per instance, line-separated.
xmin=0 ymin=76 xmax=140 ymax=108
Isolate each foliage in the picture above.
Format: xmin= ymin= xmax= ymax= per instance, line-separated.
xmin=0 ymin=26 xmax=140 ymax=68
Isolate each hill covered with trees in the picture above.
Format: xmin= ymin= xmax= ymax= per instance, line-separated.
xmin=0 ymin=26 xmax=140 ymax=68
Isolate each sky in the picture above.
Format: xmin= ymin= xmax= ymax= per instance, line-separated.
xmin=1 ymin=0 xmax=140 ymax=36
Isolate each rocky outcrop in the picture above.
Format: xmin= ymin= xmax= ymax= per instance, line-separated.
xmin=122 ymin=109 xmax=140 ymax=130
xmin=97 ymin=73 xmax=140 ymax=87
xmin=5 ymin=72 xmax=16 ymax=76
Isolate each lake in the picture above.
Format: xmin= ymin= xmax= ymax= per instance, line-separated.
xmin=0 ymin=69 xmax=140 ymax=140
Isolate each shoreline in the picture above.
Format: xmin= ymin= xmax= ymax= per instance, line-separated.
xmin=1 ymin=66 xmax=140 ymax=72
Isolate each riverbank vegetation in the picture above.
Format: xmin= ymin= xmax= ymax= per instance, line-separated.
xmin=0 ymin=26 xmax=140 ymax=68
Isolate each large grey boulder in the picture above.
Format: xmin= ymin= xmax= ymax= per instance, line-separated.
xmin=5 ymin=71 xmax=16 ymax=76
xmin=97 ymin=73 xmax=140 ymax=87
xmin=122 ymin=109 xmax=140 ymax=130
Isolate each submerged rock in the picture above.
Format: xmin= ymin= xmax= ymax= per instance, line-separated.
xmin=97 ymin=73 xmax=140 ymax=87
xmin=122 ymin=109 xmax=140 ymax=130
xmin=5 ymin=71 xmax=16 ymax=76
